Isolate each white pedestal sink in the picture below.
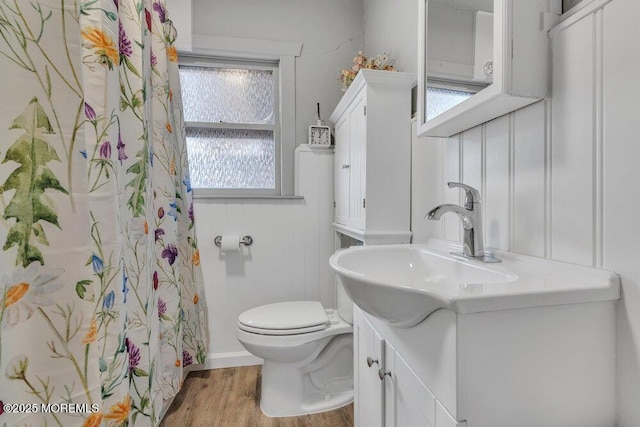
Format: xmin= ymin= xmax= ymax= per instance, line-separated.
xmin=329 ymin=239 xmax=619 ymax=328
xmin=336 ymin=239 xmax=621 ymax=426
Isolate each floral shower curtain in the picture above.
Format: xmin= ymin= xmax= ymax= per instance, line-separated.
xmin=0 ymin=1 xmax=208 ymax=426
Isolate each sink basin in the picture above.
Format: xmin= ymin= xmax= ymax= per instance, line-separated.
xmin=329 ymin=239 xmax=620 ymax=328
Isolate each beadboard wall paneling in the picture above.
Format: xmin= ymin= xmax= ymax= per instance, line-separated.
xmin=550 ymin=14 xmax=597 ymax=266
xmin=414 ymin=0 xmax=640 ymax=423
xmin=410 ymin=120 xmax=444 ymax=243
xmin=484 ymin=115 xmax=511 ymax=251
xmin=512 ymin=102 xmax=548 ymax=258
xmin=600 ymin=0 xmax=640 ymax=424
xmin=443 ymin=136 xmax=462 ymax=241
xmin=195 ymin=148 xmax=335 ymax=366
xmin=461 ymin=126 xmax=483 ymax=194
xmin=429 ymin=15 xmax=604 ymax=262
xmin=431 ymin=104 xmax=549 ymax=256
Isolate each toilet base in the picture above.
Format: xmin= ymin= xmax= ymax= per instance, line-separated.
xmin=259 ymin=333 xmax=354 ymax=417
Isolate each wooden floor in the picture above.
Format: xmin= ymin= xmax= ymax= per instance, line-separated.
xmin=160 ymin=365 xmax=354 ymax=427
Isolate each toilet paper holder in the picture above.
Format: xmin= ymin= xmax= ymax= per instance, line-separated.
xmin=214 ymin=235 xmax=253 ymax=247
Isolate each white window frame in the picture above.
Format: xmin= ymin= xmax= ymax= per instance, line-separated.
xmin=181 ymin=35 xmax=302 ymax=198
xmin=179 ymin=56 xmax=281 ymax=196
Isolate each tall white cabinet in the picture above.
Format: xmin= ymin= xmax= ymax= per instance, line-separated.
xmin=330 ymin=70 xmax=415 ymax=245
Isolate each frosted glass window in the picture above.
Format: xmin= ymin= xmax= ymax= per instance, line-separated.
xmin=178 ymin=57 xmax=280 ymax=193
xmin=426 ymin=87 xmax=474 ymax=120
xmin=180 ymin=66 xmax=275 ymax=124
xmin=186 ymin=128 xmax=275 ymax=189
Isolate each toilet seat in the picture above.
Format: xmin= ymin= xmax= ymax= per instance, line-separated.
xmin=239 ymin=323 xmax=328 ymax=335
xmin=238 ymin=301 xmax=330 ymax=336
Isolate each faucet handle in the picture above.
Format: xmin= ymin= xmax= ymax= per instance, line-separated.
xmin=447 ymin=182 xmax=481 ymax=209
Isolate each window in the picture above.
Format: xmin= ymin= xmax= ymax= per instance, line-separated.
xmin=179 ymin=57 xmax=281 ymax=195
xmin=426 ymin=87 xmax=473 ymax=121
xmin=425 ymin=78 xmax=484 ymax=121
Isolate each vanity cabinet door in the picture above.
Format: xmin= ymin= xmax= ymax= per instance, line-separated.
xmin=355 ymin=312 xmax=384 ymax=427
xmin=384 ymin=345 xmax=437 ymax=427
xmin=355 ymin=307 xmax=466 ymax=427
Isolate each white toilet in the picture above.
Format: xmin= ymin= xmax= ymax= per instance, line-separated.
xmin=237 ymin=300 xmax=354 ymax=417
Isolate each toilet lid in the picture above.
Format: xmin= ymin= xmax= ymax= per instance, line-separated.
xmin=238 ymin=301 xmax=329 ymax=332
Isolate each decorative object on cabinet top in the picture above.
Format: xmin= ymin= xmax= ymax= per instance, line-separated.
xmin=330 ymin=69 xmax=416 ymax=124
xmin=339 ymin=51 xmax=396 ymax=91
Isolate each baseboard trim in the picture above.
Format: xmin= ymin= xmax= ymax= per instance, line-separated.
xmin=201 ymin=351 xmax=263 ymax=370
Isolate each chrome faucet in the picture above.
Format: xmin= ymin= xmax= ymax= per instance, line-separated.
xmin=426 ymin=182 xmax=500 ymax=263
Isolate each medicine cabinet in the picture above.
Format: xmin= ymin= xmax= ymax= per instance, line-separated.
xmin=416 ymin=0 xmax=561 ymax=138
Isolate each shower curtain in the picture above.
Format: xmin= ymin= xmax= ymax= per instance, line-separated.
xmin=0 ymin=1 xmax=208 ymax=426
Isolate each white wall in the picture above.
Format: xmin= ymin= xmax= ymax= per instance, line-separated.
xmin=600 ymin=1 xmax=640 ymax=423
xmin=188 ymin=0 xmax=364 ymax=366
xmin=410 ymin=0 xmax=640 ymax=424
xmin=195 ymin=147 xmax=335 ymax=366
xmin=186 ymin=4 xmax=640 ymax=423
xmin=363 ymin=0 xmax=418 ymax=74
xmin=167 ymin=0 xmax=192 ymax=51
xmin=192 ymin=0 xmax=364 ymax=146
xmin=410 ymin=121 xmax=444 ymax=243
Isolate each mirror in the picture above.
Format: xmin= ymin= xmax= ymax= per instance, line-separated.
xmin=426 ymin=0 xmax=494 ymax=121
xmin=417 ymin=0 xmax=556 ymax=138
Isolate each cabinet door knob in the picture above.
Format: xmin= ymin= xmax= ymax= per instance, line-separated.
xmin=378 ymin=368 xmax=392 ymax=381
xmin=342 ymin=164 xmax=350 ymax=169
xmin=366 ymin=356 xmax=379 ymax=367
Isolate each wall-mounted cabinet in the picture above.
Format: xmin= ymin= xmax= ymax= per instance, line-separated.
xmin=330 ymin=70 xmax=414 ymax=245
xmin=417 ymin=0 xmax=561 ymax=138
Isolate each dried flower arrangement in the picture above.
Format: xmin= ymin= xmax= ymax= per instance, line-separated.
xmin=339 ymin=51 xmax=395 ymax=91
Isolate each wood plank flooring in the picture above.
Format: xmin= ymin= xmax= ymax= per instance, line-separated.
xmin=160 ymin=365 xmax=354 ymax=427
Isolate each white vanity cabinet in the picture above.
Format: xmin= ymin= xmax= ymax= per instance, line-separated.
xmin=354 ymin=309 xmax=385 ymax=427
xmin=355 ymin=308 xmax=463 ymax=427
xmin=330 ymin=70 xmax=414 ymax=245
xmin=354 ymin=301 xmax=616 ymax=427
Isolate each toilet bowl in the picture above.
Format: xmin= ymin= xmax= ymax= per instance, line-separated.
xmin=237 ymin=301 xmax=353 ymax=417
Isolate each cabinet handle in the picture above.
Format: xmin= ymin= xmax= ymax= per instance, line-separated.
xmin=366 ymin=356 xmax=379 ymax=368
xmin=341 ymin=164 xmax=350 ymax=169
xmin=378 ymin=368 xmax=391 ymax=381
